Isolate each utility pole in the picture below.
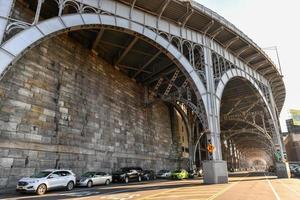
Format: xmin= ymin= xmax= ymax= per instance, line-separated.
xmin=263 ymin=46 xmax=283 ymax=75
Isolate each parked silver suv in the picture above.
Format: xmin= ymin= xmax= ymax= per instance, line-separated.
xmin=16 ymin=169 xmax=76 ymax=195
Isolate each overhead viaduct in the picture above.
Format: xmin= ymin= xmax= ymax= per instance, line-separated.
xmin=0 ymin=0 xmax=288 ymax=188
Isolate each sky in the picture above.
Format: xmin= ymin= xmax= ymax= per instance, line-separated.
xmin=197 ymin=0 xmax=300 ymax=132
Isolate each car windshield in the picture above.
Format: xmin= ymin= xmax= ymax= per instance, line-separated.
xmin=121 ymin=168 xmax=130 ymax=172
xmin=30 ymin=171 xmax=52 ymax=178
xmin=82 ymin=172 xmax=96 ymax=178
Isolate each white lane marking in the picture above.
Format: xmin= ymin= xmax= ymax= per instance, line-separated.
xmin=264 ymin=173 xmax=281 ymax=200
xmin=100 ymin=193 xmax=141 ymax=200
xmin=2 ymin=189 xmax=102 ymax=200
xmin=278 ymin=179 xmax=300 ymax=197
xmin=63 ymin=191 xmax=101 ymax=197
xmin=75 ymin=188 xmax=143 ymax=200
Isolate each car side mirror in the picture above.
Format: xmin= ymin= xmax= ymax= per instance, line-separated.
xmin=47 ymin=175 xmax=53 ymax=179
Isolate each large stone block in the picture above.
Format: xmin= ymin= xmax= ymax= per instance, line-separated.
xmin=0 ymin=178 xmax=8 ymax=187
xmin=0 ymin=158 xmax=13 ymax=168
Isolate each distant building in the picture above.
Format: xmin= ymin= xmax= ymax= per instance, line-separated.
xmin=284 ymin=118 xmax=300 ymax=162
xmin=286 ymin=119 xmax=300 ymax=134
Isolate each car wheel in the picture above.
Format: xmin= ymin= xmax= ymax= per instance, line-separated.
xmin=138 ymin=176 xmax=142 ymax=182
xmin=125 ymin=177 xmax=129 ymax=183
xmin=36 ymin=184 xmax=47 ymax=195
xmin=105 ymin=179 xmax=110 ymax=185
xmin=66 ymin=181 xmax=74 ymax=191
xmin=87 ymin=180 xmax=93 ymax=188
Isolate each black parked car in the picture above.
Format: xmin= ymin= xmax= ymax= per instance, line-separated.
xmin=112 ymin=167 xmax=143 ymax=183
xmin=142 ymin=170 xmax=156 ymax=181
xmin=294 ymin=167 xmax=300 ymax=177
xmin=187 ymin=169 xmax=197 ymax=179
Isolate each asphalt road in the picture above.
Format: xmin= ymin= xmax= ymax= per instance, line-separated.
xmin=1 ymin=172 xmax=300 ymax=200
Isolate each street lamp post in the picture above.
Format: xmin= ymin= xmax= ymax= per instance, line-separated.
xmin=263 ymin=46 xmax=283 ymax=75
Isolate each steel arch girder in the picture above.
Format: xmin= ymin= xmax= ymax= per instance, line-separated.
xmin=224 ymin=129 xmax=272 ymax=142
xmin=215 ymin=68 xmax=284 ymax=154
xmin=0 ymin=13 xmax=210 ymax=122
xmin=215 ymin=68 xmax=274 ymax=122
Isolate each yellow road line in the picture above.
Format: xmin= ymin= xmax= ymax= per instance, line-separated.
xmin=135 ymin=187 xmax=183 ymax=200
xmin=137 ymin=174 xmax=249 ymax=200
xmin=149 ymin=194 xmax=212 ymax=199
xmin=205 ymin=182 xmax=238 ymax=200
xmin=206 ymin=172 xmax=250 ymax=200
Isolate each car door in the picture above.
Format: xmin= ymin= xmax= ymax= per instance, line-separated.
xmin=93 ymin=172 xmax=103 ymax=185
xmin=59 ymin=171 xmax=72 ymax=187
xmin=47 ymin=172 xmax=61 ymax=189
xmin=129 ymin=170 xmax=138 ymax=180
xmin=100 ymin=172 xmax=108 ymax=184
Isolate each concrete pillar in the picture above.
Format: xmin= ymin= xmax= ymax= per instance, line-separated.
xmin=267 ymin=79 xmax=289 ymax=178
xmin=202 ymin=38 xmax=228 ymax=184
xmin=228 ymin=140 xmax=232 ymax=170
xmin=233 ymin=144 xmax=237 ymax=170
xmin=0 ymin=0 xmax=14 ymax=44
xmin=276 ymin=162 xmax=291 ymax=178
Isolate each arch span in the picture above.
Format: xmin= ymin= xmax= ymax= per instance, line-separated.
xmin=215 ymin=68 xmax=275 ymax=123
xmin=0 ymin=13 xmax=208 ymax=118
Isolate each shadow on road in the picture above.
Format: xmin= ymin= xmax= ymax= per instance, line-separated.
xmin=1 ymin=172 xmax=281 ymax=200
xmin=1 ymin=180 xmax=206 ymax=200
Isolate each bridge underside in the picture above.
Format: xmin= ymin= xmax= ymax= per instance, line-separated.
xmin=0 ymin=0 xmax=288 ymax=189
xmin=220 ymin=77 xmax=275 ymax=170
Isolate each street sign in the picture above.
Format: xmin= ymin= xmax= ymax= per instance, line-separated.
xmin=207 ymin=144 xmax=215 ymax=153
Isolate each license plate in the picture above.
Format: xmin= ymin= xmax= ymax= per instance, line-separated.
xmin=18 ymin=186 xmax=23 ymax=189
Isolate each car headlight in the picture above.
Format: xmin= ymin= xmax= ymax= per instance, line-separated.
xmin=28 ymin=180 xmax=39 ymax=184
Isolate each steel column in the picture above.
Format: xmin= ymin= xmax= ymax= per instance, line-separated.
xmin=0 ymin=0 xmax=14 ymax=44
xmin=203 ymin=38 xmax=222 ymax=160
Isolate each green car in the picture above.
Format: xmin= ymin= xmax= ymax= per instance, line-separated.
xmin=170 ymin=169 xmax=189 ymax=180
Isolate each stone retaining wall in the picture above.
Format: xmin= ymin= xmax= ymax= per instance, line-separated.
xmin=0 ymin=33 xmax=181 ymax=189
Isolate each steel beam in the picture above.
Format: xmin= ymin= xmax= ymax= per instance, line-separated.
xmin=163 ymin=69 xmax=180 ymax=96
xmin=244 ymin=52 xmax=260 ymax=63
xmin=179 ymin=4 xmax=194 ymax=28
xmin=132 ymin=50 xmax=161 ymax=78
xmin=210 ymin=26 xmax=224 ymax=39
xmin=118 ymin=64 xmax=152 ymax=74
xmin=114 ymin=37 xmax=138 ymax=66
xmin=157 ymin=0 xmax=171 ymax=18
xmin=235 ymin=45 xmax=250 ymax=57
xmin=91 ymin=29 xmax=105 ymax=53
xmin=201 ymin=20 xmax=214 ymax=34
xmin=98 ymin=40 xmax=158 ymax=58
xmin=224 ymin=36 xmax=239 ymax=49
xmin=142 ymin=62 xmax=176 ymax=85
xmin=252 ymin=60 xmax=268 ymax=70
xmin=33 ymin=0 xmax=44 ymax=25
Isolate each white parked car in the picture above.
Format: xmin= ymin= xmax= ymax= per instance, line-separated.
xmin=16 ymin=169 xmax=76 ymax=195
xmin=156 ymin=169 xmax=171 ymax=178
xmin=77 ymin=171 xmax=112 ymax=187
